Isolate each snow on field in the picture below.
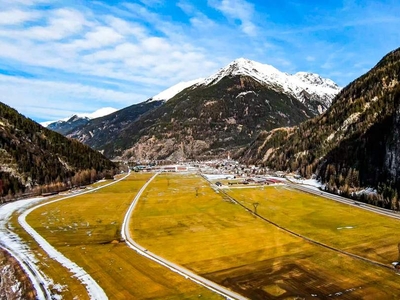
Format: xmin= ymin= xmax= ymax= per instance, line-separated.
xmin=0 ymin=172 xmax=131 ymax=299
xmin=19 ymin=205 xmax=107 ymax=299
xmin=302 ymin=179 xmax=324 ymax=189
xmin=288 ymin=176 xmax=324 ymax=191
xmin=202 ymin=174 xmax=235 ymax=180
xmin=0 ymin=198 xmax=55 ymax=299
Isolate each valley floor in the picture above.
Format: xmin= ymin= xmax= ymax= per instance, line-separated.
xmin=2 ymin=171 xmax=400 ymax=299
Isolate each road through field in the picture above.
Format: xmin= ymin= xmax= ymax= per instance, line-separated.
xmin=1 ymin=172 xmax=130 ymax=299
xmin=122 ymin=173 xmax=248 ymax=300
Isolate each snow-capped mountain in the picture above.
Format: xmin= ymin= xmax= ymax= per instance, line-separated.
xmin=41 ymin=107 xmax=117 ymax=127
xmin=148 ymin=78 xmax=204 ymax=102
xmin=147 ymin=58 xmax=340 ymax=114
xmin=241 ymin=47 xmax=400 ymax=204
xmin=58 ymin=57 xmax=341 ymax=160
xmin=42 ymin=107 xmax=117 ymax=135
xmin=200 ymin=58 xmax=341 ymax=114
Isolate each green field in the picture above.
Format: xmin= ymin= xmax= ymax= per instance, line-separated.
xmin=131 ymin=173 xmax=400 ymax=299
xmin=25 ymin=174 xmax=221 ymax=299
xmin=226 ymin=185 xmax=400 ymax=265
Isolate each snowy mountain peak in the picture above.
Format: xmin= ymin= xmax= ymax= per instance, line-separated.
xmin=202 ymin=58 xmax=282 ymax=86
xmin=86 ymin=107 xmax=117 ymax=119
xmin=294 ymin=72 xmax=339 ymax=90
xmin=200 ymin=58 xmax=341 ymax=113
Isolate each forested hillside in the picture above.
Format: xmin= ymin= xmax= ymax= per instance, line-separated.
xmin=90 ymin=75 xmax=317 ymax=160
xmin=0 ymin=102 xmax=117 ymax=201
xmin=240 ymin=47 xmax=400 ymax=207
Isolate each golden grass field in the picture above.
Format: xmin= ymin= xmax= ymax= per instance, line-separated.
xmin=131 ymin=173 xmax=400 ymax=299
xmin=226 ymin=185 xmax=400 ymax=265
xmin=23 ymin=173 xmax=221 ymax=299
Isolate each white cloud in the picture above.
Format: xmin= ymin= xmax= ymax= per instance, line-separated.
xmin=0 ymin=9 xmax=41 ymax=25
xmin=1 ymin=0 xmax=396 ymax=122
xmin=208 ymin=0 xmax=257 ymax=36
xmin=1 ymin=0 xmax=51 ymax=7
xmin=0 ymin=74 xmax=149 ymax=121
xmin=26 ymin=8 xmax=87 ymax=41
xmin=68 ymin=26 xmax=124 ymax=50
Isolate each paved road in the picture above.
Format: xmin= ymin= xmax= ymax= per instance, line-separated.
xmin=122 ymin=173 xmax=248 ymax=300
xmin=0 ymin=244 xmax=51 ymax=299
xmin=288 ymin=183 xmax=400 ymax=221
xmin=1 ymin=172 xmax=131 ymax=300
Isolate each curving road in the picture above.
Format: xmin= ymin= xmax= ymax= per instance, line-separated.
xmin=122 ymin=173 xmax=248 ymax=300
xmin=1 ymin=171 xmax=131 ymax=300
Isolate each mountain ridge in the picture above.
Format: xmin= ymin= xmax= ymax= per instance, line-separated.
xmin=0 ymin=102 xmax=117 ymax=200
xmin=61 ymin=58 xmax=340 ymax=160
xmin=240 ymin=47 xmax=400 ymax=206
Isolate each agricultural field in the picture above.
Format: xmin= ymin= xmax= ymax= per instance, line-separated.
xmin=25 ymin=173 xmax=220 ymax=299
xmin=131 ymin=173 xmax=400 ymax=299
xmin=226 ymin=185 xmax=400 ymax=265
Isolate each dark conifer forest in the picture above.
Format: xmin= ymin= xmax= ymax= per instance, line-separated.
xmin=0 ymin=102 xmax=117 ymax=202
xmin=241 ymin=47 xmax=400 ymax=208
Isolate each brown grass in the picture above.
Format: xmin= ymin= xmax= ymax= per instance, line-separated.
xmin=25 ymin=173 xmax=220 ymax=299
xmin=131 ymin=173 xmax=400 ymax=299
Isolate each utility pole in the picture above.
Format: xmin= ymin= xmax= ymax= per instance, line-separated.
xmin=252 ymin=202 xmax=259 ymax=214
xmin=398 ymin=242 xmax=400 ymax=262
xmin=195 ymin=187 xmax=199 ymax=197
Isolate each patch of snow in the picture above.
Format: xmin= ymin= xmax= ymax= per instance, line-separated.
xmin=85 ymin=107 xmax=117 ymax=119
xmin=236 ymin=91 xmax=257 ymax=98
xmin=41 ymin=107 xmax=117 ymax=127
xmin=355 ymin=187 xmax=377 ymax=196
xmin=302 ymin=178 xmax=324 ymax=188
xmin=149 ymin=78 xmax=204 ymax=102
xmin=0 ymin=198 xmax=54 ymax=299
xmin=202 ymin=174 xmax=235 ymax=180
xmin=0 ymin=173 xmax=130 ymax=299
xmin=337 ymin=226 xmax=354 ymax=230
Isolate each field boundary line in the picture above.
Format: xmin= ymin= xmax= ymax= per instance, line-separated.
xmin=15 ymin=171 xmax=131 ymax=299
xmin=122 ymin=172 xmax=248 ymax=300
xmin=202 ymin=175 xmax=394 ymax=272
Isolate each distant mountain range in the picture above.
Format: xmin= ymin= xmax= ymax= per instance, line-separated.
xmin=55 ymin=58 xmax=340 ymax=160
xmin=241 ymin=47 xmax=400 ymax=206
xmin=41 ymin=107 xmax=117 ymax=135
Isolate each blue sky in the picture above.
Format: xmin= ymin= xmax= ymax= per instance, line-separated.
xmin=0 ymin=0 xmax=399 ymax=122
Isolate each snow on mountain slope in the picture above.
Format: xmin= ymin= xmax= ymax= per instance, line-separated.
xmin=84 ymin=107 xmax=117 ymax=119
xmin=200 ymin=58 xmax=341 ymax=112
xmin=41 ymin=107 xmax=117 ymax=127
xmin=149 ymin=78 xmax=204 ymax=102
